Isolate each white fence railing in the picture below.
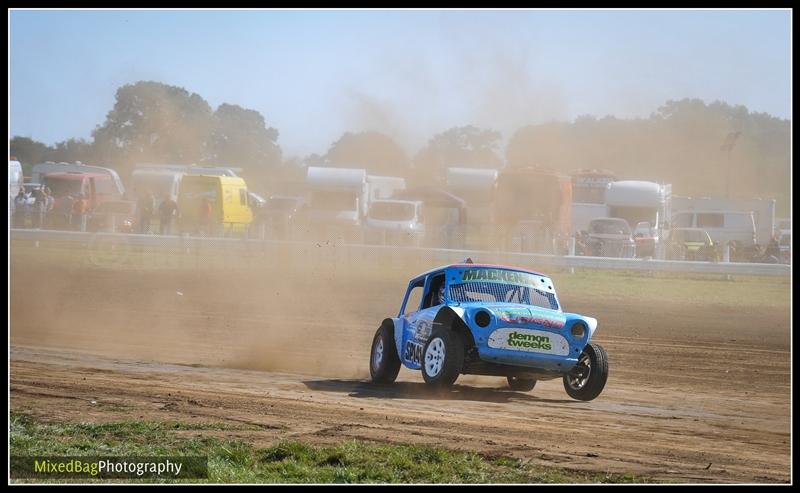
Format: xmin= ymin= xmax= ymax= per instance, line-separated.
xmin=9 ymin=228 xmax=790 ymax=277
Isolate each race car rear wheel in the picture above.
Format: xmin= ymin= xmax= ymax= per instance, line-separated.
xmin=563 ymin=343 xmax=608 ymax=401
xmin=506 ymin=376 xmax=537 ymax=392
xmin=370 ymin=324 xmax=401 ymax=384
xmin=421 ymin=330 xmax=464 ymax=389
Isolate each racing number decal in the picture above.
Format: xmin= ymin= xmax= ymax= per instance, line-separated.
xmin=403 ymin=308 xmax=437 ymax=367
xmin=404 ymin=341 xmax=424 ymax=365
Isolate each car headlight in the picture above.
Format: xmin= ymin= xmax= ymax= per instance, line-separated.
xmin=570 ymin=323 xmax=586 ymax=338
xmin=475 ymin=310 xmax=491 ymax=328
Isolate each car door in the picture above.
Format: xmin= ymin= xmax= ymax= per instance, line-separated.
xmin=401 ymin=272 xmax=445 ymax=369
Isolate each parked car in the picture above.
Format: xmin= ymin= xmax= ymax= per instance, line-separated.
xmin=633 ymin=221 xmax=657 ymax=258
xmin=584 ymin=218 xmax=636 ymax=258
xmin=365 ymin=199 xmax=425 ymax=246
xmin=667 ymin=228 xmax=719 ymax=262
xmin=369 ymin=260 xmax=609 ymax=401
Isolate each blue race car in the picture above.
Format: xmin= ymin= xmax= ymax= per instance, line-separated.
xmin=369 ymin=259 xmax=609 ymax=400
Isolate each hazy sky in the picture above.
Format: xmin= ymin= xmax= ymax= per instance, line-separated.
xmin=9 ymin=9 xmax=792 ymax=157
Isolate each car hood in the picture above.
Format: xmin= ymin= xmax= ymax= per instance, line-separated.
xmin=452 ymin=302 xmax=598 ymax=339
xmin=588 ymin=233 xmax=633 ymax=241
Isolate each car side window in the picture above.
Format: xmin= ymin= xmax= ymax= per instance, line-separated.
xmin=673 ymin=213 xmax=692 ymax=228
xmin=697 ymin=213 xmax=723 ymax=228
xmin=402 ymin=281 xmax=424 ymax=316
xmin=422 ymin=273 xmax=445 ymax=309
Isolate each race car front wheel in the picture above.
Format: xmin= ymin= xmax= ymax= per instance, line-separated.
xmin=507 ymin=376 xmax=537 ymax=392
xmin=370 ymin=324 xmax=401 ymax=384
xmin=421 ymin=330 xmax=465 ymax=389
xmin=563 ymin=343 xmax=609 ymax=401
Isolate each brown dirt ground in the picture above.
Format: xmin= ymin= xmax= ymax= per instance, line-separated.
xmin=10 ymin=251 xmax=791 ymax=483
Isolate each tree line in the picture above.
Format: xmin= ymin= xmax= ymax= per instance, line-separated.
xmin=10 ymin=81 xmax=790 ymax=214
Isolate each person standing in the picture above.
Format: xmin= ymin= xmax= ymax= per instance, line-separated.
xmin=44 ymin=187 xmax=55 ymax=228
xmin=199 ymin=196 xmax=213 ymax=236
xmin=138 ymin=192 xmax=155 ymax=234
xmin=72 ymin=193 xmax=87 ymax=231
xmin=158 ymin=195 xmax=178 ymax=235
xmin=60 ymin=193 xmax=74 ymax=229
xmin=31 ymin=186 xmax=44 ymax=228
xmin=13 ymin=188 xmax=26 ymax=228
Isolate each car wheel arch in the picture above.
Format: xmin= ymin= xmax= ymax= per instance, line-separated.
xmin=433 ymin=307 xmax=477 ymax=351
xmin=381 ymin=318 xmax=404 ymax=358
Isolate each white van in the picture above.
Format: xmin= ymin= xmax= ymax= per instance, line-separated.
xmin=9 ymin=160 xmax=23 ymax=215
xmin=671 ymin=210 xmax=757 ymax=246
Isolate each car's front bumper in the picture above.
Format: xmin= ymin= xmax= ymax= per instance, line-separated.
xmin=473 ymin=325 xmax=587 ymax=373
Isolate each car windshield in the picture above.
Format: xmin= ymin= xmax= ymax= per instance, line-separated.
xmin=42 ymin=177 xmax=82 ymax=197
xmin=589 ymin=219 xmax=631 ymax=235
xmin=448 ymin=269 xmax=559 ymax=311
xmin=369 ymin=202 xmax=415 ymax=221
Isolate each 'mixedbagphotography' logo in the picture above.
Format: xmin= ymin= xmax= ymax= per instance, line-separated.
xmin=11 ymin=456 xmax=208 ymax=480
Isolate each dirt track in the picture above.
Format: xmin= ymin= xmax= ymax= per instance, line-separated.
xmin=10 ymin=255 xmax=791 ymax=483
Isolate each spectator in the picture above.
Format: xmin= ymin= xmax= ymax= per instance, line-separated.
xmin=13 ymin=188 xmax=26 ymax=228
xmin=72 ymin=193 xmax=88 ymax=231
xmin=58 ymin=193 xmax=73 ymax=229
xmin=199 ymin=196 xmax=213 ymax=236
xmin=34 ymin=185 xmax=51 ymax=229
xmin=44 ymin=187 xmax=55 ymax=228
xmin=158 ymin=195 xmax=178 ymax=235
xmin=138 ymin=192 xmax=155 ymax=234
xmin=764 ymin=235 xmax=781 ymax=263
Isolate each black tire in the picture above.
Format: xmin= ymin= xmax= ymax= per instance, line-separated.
xmin=370 ymin=324 xmax=401 ymax=384
xmin=507 ymin=376 xmax=537 ymax=392
xmin=563 ymin=343 xmax=609 ymax=401
xmin=421 ymin=330 xmax=465 ymax=389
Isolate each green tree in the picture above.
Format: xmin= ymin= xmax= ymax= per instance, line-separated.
xmin=206 ymin=103 xmax=282 ymax=188
xmin=10 ymin=136 xmax=51 ymax=173
xmin=413 ymin=126 xmax=503 ymax=185
xmin=505 ymin=98 xmax=789 ymax=213
xmin=91 ymin=81 xmax=213 ymax=174
xmin=324 ymin=131 xmax=409 ymax=176
xmin=50 ymin=138 xmax=96 ymax=165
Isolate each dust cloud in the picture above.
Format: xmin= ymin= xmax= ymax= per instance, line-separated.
xmin=10 ymin=242 xmax=421 ymax=380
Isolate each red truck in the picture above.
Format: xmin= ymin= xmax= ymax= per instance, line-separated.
xmin=41 ymin=171 xmax=121 ymax=211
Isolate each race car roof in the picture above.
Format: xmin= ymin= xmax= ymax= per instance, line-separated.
xmin=413 ymin=263 xmax=549 ymax=281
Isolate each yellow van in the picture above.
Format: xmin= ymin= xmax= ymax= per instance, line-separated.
xmin=178 ymin=175 xmax=253 ymax=236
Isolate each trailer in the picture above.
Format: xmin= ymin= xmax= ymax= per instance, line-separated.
xmin=605 ymin=180 xmax=671 ymax=259
xmin=133 ymin=163 xmax=241 ymax=177
xmin=366 ymin=175 xmax=406 ymax=203
xmin=671 ymin=195 xmax=776 ymax=246
xmin=9 ymin=159 xmax=23 ymax=215
xmin=305 ymin=166 xmax=369 ymax=243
